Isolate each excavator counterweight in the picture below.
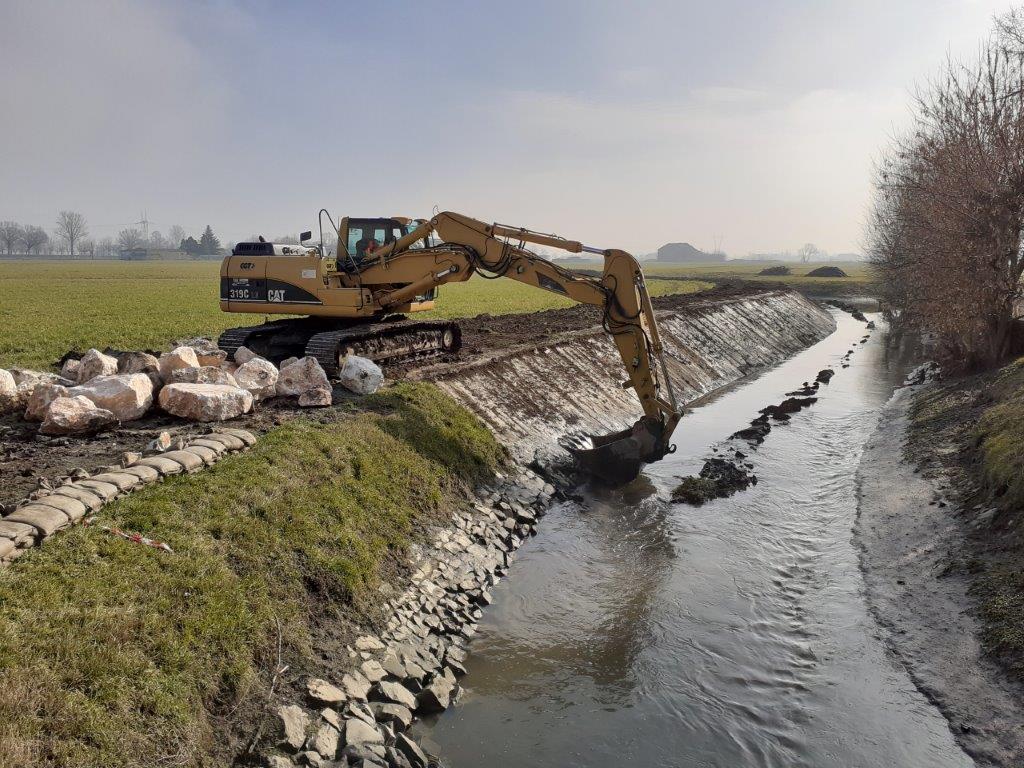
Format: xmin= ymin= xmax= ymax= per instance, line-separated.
xmin=218 ymin=210 xmax=681 ymax=483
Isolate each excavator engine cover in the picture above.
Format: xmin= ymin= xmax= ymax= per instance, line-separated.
xmin=560 ymin=416 xmax=672 ymax=485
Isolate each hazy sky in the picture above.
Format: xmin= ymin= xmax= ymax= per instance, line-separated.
xmin=0 ymin=0 xmax=1014 ymax=255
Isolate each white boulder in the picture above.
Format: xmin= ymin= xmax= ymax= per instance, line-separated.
xmin=277 ymin=357 xmax=330 ymax=397
xmin=146 ymin=430 xmax=172 ymax=453
xmin=234 ymin=358 xmax=279 ymax=400
xmin=158 ymin=383 xmax=253 ymax=422
xmin=118 ymin=351 xmax=162 ymax=387
xmin=279 ymin=356 xmax=299 ymax=370
xmin=338 ymin=355 xmax=384 ymax=395
xmin=77 ymin=348 xmax=119 ymax=383
xmin=299 ymin=386 xmax=332 ymax=407
xmin=0 ymin=369 xmax=18 ymax=413
xmin=158 ymin=346 xmax=200 ymax=381
xmin=9 ymin=370 xmax=61 ymax=409
xmin=24 ymin=382 xmax=69 ymax=421
xmin=178 ymin=337 xmax=227 ymax=367
xmin=198 ymin=350 xmax=227 ymax=367
xmin=41 ymin=395 xmax=118 ymax=435
xmin=234 ymin=346 xmax=258 ymax=365
xmin=69 ymin=373 xmax=154 ymax=421
xmin=10 ymin=369 xmax=53 ymax=388
xmin=11 ymin=369 xmax=55 ymax=395
xmin=59 ymin=358 xmax=81 ymax=381
xmin=168 ymin=365 xmax=239 ymax=387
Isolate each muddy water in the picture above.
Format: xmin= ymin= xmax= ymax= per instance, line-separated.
xmin=416 ymin=312 xmax=973 ymax=768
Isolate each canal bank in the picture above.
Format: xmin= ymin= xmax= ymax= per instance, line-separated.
xmin=857 ymin=385 xmax=1024 ymax=767
xmin=415 ymin=311 xmax=979 ymax=768
xmin=246 ymin=288 xmax=839 ymax=768
xmin=0 ymin=286 xmax=840 ymax=768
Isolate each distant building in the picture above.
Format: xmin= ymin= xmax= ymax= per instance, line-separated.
xmin=656 ymin=242 xmax=725 ymax=263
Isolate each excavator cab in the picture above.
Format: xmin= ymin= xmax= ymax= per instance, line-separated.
xmin=337 ymin=217 xmax=427 ymax=271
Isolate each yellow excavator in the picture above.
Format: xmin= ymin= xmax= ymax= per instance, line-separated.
xmin=218 ymin=210 xmax=680 ymax=481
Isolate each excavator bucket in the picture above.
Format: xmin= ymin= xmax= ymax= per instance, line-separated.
xmin=559 ymin=416 xmax=673 ymax=485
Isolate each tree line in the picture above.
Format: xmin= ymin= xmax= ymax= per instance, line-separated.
xmin=0 ymin=212 xmax=226 ymax=258
xmin=869 ymin=7 xmax=1024 ymax=369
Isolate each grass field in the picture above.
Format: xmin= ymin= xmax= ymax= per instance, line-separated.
xmin=0 ymin=383 xmax=505 ymax=767
xmin=561 ymin=259 xmax=875 ymax=296
xmin=0 ymin=261 xmax=708 ymax=370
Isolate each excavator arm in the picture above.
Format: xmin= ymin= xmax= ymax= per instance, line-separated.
xmin=361 ymin=211 xmax=682 ymax=482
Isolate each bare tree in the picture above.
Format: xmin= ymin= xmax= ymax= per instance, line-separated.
xmin=167 ymin=224 xmax=186 ymax=249
xmin=868 ymin=23 xmax=1024 ymax=368
xmin=797 ymin=243 xmax=823 ymax=263
xmin=22 ymin=225 xmax=48 ymax=254
xmin=149 ymin=230 xmax=167 ymax=248
xmin=79 ymin=238 xmax=96 ymax=258
xmin=55 ymin=211 xmax=88 ymax=257
xmin=0 ymin=221 xmax=23 ymax=254
xmin=97 ymin=237 xmax=116 ymax=258
xmin=996 ymin=6 xmax=1024 ymax=54
xmin=118 ymin=227 xmax=145 ymax=251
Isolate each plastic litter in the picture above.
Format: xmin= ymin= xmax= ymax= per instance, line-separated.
xmin=84 ymin=517 xmax=173 ymax=553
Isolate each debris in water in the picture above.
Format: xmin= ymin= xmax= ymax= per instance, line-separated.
xmin=672 ymin=457 xmax=756 ymax=506
xmin=760 ymin=396 xmax=817 ymax=420
xmin=682 ymin=374 xmax=838 ymax=506
xmin=731 ymin=420 xmax=771 ymax=444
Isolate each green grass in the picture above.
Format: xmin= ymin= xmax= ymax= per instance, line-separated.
xmin=909 ymin=356 xmax=1024 ymax=677
xmin=639 ymin=260 xmax=874 ymax=296
xmin=972 ymin=359 xmax=1024 ymax=676
xmin=976 ymin=567 xmax=1024 ymax=677
xmin=0 ymin=260 xmax=708 ymax=370
xmin=0 ymin=382 xmax=504 ymax=768
xmin=420 ymin=275 xmax=709 ymax=320
xmin=973 ymin=357 xmax=1024 ymax=512
xmin=559 ymin=259 xmax=875 ymax=297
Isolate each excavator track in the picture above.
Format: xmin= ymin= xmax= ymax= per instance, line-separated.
xmin=216 ymin=319 xmax=296 ymax=362
xmin=305 ymin=320 xmax=461 ymax=375
xmin=217 ymin=317 xmax=460 ymax=376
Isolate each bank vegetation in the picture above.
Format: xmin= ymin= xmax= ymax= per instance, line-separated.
xmin=0 ymin=383 xmax=504 ymax=768
xmin=868 ymin=8 xmax=1024 ymax=370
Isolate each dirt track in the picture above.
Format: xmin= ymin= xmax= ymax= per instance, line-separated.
xmin=0 ymin=283 xmax=774 ymax=510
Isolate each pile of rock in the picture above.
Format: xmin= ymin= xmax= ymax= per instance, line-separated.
xmin=0 ymin=339 xmax=385 ymax=435
xmin=259 ymin=471 xmax=556 ymax=768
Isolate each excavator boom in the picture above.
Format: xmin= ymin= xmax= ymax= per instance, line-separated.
xmin=220 ymin=209 xmax=682 ymax=483
xmin=361 ymin=211 xmax=682 ymax=481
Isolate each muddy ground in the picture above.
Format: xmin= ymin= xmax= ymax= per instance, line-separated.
xmin=0 ymin=283 xmax=776 ymax=510
xmin=857 ymin=387 xmax=1024 ymax=766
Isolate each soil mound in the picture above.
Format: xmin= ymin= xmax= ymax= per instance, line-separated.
xmin=671 ymin=457 xmax=756 ymax=505
xmin=806 ymin=265 xmax=848 ymax=278
xmin=758 ymin=265 xmax=791 ymax=276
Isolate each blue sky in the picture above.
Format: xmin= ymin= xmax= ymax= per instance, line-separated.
xmin=0 ymin=0 xmax=1013 ymax=254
